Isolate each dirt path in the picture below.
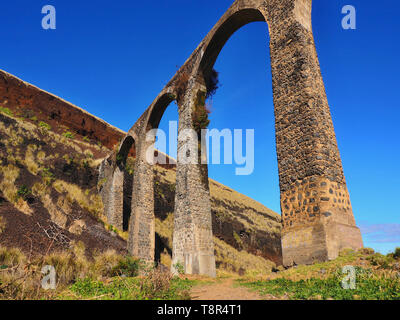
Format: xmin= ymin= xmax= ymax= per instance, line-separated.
xmin=190 ymin=278 xmax=266 ymax=300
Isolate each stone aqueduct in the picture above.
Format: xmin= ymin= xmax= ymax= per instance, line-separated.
xmin=99 ymin=0 xmax=363 ymax=277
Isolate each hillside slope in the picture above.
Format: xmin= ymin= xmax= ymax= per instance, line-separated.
xmin=0 ymin=70 xmax=282 ymax=273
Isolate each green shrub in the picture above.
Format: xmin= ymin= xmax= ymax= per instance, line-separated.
xmin=70 ymin=278 xmax=109 ymax=298
xmin=39 ymin=121 xmax=51 ymax=131
xmin=367 ymin=253 xmax=393 ymax=269
xmin=41 ymin=168 xmax=55 ymax=185
xmin=16 ymin=185 xmax=31 ymax=200
xmin=0 ymin=107 xmax=13 ymax=116
xmin=63 ymin=131 xmax=75 ymax=139
xmin=110 ymin=257 xmax=142 ymax=277
xmin=125 ymin=164 xmax=134 ymax=175
xmin=69 ymin=275 xmax=191 ymax=300
xmin=358 ymin=247 xmax=375 ymax=255
xmin=393 ymin=248 xmax=400 ymax=259
xmin=139 ymin=270 xmax=170 ymax=299
xmin=0 ymin=247 xmax=26 ymax=267
xmin=173 ymin=262 xmax=185 ymax=275
xmin=238 ymin=267 xmax=400 ymax=300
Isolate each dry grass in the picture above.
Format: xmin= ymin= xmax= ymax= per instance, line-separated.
xmin=37 ymin=150 xmax=46 ymax=163
xmin=138 ymin=267 xmax=175 ymax=299
xmin=0 ymin=244 xmax=130 ymax=300
xmin=24 ymin=147 xmax=40 ymax=175
xmin=0 ymin=122 xmax=24 ymax=147
xmin=92 ymin=249 xmax=124 ymax=278
xmin=155 ymin=213 xmax=174 ymax=248
xmin=0 ymin=164 xmax=20 ymax=203
xmin=53 ymin=180 xmax=103 ymax=218
xmin=41 ymin=194 xmax=68 ymax=228
xmin=154 ymin=166 xmax=281 ymax=237
xmin=209 ymin=180 xmax=281 ymax=235
xmin=0 ymin=247 xmax=26 ymax=266
xmin=214 ymin=237 xmax=275 ymax=276
xmin=155 ymin=213 xmax=275 ymax=275
xmin=0 ymin=216 xmax=6 ymax=234
xmin=160 ymin=249 xmax=172 ymax=268
xmin=0 ymin=164 xmax=32 ymax=215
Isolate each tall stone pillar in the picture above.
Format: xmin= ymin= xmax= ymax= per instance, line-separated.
xmin=172 ymin=78 xmax=216 ymax=277
xmin=108 ymin=166 xmax=124 ymax=230
xmin=265 ymin=0 xmax=363 ymax=265
xmin=127 ymin=139 xmax=155 ymax=262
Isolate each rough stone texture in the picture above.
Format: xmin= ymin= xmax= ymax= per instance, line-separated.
xmin=172 ymin=79 xmax=216 ymax=277
xmin=101 ymin=0 xmax=362 ymax=274
xmin=0 ymin=70 xmax=124 ymax=151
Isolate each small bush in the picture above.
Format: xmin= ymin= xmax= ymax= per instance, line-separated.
xmin=205 ymin=68 xmax=220 ymax=99
xmin=393 ymin=248 xmax=400 ymax=260
xmin=84 ymin=150 xmax=94 ymax=159
xmin=63 ymin=131 xmax=75 ymax=139
xmin=43 ymin=251 xmax=88 ymax=285
xmin=41 ymin=168 xmax=55 ymax=185
xmin=97 ymin=178 xmax=107 ymax=189
xmin=125 ymin=163 xmax=134 ymax=175
xmin=92 ymin=250 xmax=124 ymax=277
xmin=173 ymin=262 xmax=184 ymax=275
xmin=70 ymin=278 xmax=109 ymax=298
xmin=39 ymin=121 xmax=51 ymax=131
xmin=367 ymin=253 xmax=393 ymax=269
xmin=238 ymin=267 xmax=400 ymax=300
xmin=16 ymin=185 xmax=31 ymax=200
xmin=24 ymin=148 xmax=40 ymax=175
xmin=0 ymin=107 xmax=13 ymax=116
xmin=0 ymin=247 xmax=26 ymax=267
xmin=21 ymin=109 xmax=35 ymax=119
xmin=192 ymin=91 xmax=211 ymax=132
xmin=139 ymin=268 xmax=173 ymax=299
xmin=110 ymin=256 xmax=142 ymax=277
xmin=359 ymin=247 xmax=375 ymax=255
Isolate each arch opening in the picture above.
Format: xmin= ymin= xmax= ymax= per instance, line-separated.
xmin=200 ymin=8 xmax=266 ymax=80
xmin=198 ymin=12 xmax=283 ymax=264
xmin=145 ymin=94 xmax=178 ymax=265
xmin=116 ymin=135 xmax=136 ymax=231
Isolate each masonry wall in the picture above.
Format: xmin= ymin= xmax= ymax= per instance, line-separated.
xmin=0 ymin=70 xmax=124 ymax=150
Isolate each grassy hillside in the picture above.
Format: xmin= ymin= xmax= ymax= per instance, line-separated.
xmin=237 ymin=248 xmax=400 ymax=300
xmin=0 ymin=245 xmax=398 ymax=300
xmin=0 ymin=102 xmax=281 ymax=274
xmin=0 ymin=108 xmax=126 ymax=257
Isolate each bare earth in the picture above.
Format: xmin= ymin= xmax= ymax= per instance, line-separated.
xmin=190 ymin=279 xmax=275 ymax=300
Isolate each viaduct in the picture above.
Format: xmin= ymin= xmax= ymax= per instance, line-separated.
xmin=99 ymin=0 xmax=363 ymax=277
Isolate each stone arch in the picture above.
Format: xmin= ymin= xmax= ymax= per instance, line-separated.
xmin=127 ymin=91 xmax=177 ymax=263
xmin=110 ymin=135 xmax=136 ymax=231
xmin=147 ymin=93 xmax=176 ymax=131
xmin=198 ymin=8 xmax=267 ymax=80
xmin=171 ymin=0 xmax=362 ymax=268
xmin=103 ymin=0 xmax=363 ymax=275
xmin=116 ymin=135 xmax=136 ymax=231
xmin=98 ymin=134 xmax=136 ymax=232
xmin=196 ymin=8 xmax=285 ymax=264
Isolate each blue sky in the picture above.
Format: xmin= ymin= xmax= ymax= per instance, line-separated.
xmin=0 ymin=1 xmax=399 ymax=254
